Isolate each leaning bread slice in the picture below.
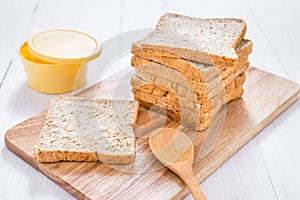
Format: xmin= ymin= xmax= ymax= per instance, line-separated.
xmin=133 ymin=89 xmax=223 ymax=116
xmin=133 ymin=58 xmax=222 ymax=93
xmin=132 ymin=39 xmax=252 ymax=81
xmin=34 ymin=97 xmax=139 ymax=164
xmin=131 ymin=73 xmax=223 ymax=104
xmin=155 ymin=13 xmax=247 ymax=67
xmin=131 ymin=55 xmax=218 ymax=83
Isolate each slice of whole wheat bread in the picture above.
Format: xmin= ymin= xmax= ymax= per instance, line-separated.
xmin=155 ymin=13 xmax=247 ymax=67
xmin=133 ymin=59 xmax=222 ymax=92
xmin=133 ymin=89 xmax=223 ymax=116
xmin=34 ymin=97 xmax=139 ymax=164
xmin=134 ymin=29 xmax=215 ymax=65
xmin=131 ymin=55 xmax=218 ymax=83
xmin=131 ymin=75 xmax=224 ymax=105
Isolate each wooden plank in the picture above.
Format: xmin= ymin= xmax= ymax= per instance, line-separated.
xmin=240 ymin=3 xmax=300 ymax=198
xmin=4 ymin=67 xmax=299 ymax=200
xmin=232 ymin=1 xmax=300 ymax=199
xmin=0 ymin=0 xmax=67 ymax=198
xmin=163 ymin=1 xmax=295 ymax=199
xmin=0 ymin=0 xmax=38 ymax=88
xmin=242 ymin=0 xmax=300 ymax=83
xmin=0 ymin=1 xmax=123 ymax=199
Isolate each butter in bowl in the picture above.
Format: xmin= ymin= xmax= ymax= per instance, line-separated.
xmin=19 ymin=29 xmax=101 ymax=94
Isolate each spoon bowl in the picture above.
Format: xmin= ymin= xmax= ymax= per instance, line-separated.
xmin=149 ymin=128 xmax=207 ymax=200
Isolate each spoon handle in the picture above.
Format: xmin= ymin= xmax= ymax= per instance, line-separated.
xmin=183 ymin=173 xmax=207 ymax=200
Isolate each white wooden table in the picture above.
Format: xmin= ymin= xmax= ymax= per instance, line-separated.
xmin=1 ymin=0 xmax=299 ymax=199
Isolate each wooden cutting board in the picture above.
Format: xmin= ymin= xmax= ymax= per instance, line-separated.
xmin=5 ymin=67 xmax=299 ymax=200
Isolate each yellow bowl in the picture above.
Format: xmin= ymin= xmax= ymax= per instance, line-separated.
xmin=20 ymin=43 xmax=87 ymax=94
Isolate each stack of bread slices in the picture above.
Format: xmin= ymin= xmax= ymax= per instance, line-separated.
xmin=130 ymin=13 xmax=253 ymax=131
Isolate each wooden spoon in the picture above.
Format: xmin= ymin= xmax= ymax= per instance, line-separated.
xmin=149 ymin=128 xmax=207 ymax=200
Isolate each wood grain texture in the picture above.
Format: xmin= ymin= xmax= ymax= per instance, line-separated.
xmin=4 ymin=66 xmax=299 ymax=200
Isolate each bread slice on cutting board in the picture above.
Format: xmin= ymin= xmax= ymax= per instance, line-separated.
xmin=34 ymin=97 xmax=139 ymax=164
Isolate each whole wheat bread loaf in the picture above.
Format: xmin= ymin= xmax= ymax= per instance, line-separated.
xmin=130 ymin=13 xmax=251 ymax=131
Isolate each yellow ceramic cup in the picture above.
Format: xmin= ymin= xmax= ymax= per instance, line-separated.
xmin=20 ymin=43 xmax=87 ymax=94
